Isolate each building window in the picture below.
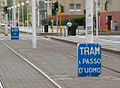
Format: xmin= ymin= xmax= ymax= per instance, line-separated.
xmin=76 ymin=4 xmax=81 ymax=11
xmin=116 ymin=0 xmax=119 ymax=8
xmin=69 ymin=4 xmax=75 ymax=11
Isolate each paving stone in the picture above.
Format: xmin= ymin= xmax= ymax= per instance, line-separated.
xmin=0 ymin=42 xmax=54 ymax=88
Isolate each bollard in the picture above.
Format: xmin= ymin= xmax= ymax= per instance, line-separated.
xmin=64 ymin=28 xmax=66 ymax=37
xmin=61 ymin=27 xmax=62 ymax=36
xmin=66 ymin=27 xmax=68 ymax=37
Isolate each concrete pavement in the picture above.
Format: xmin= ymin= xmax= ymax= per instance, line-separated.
xmin=48 ymin=35 xmax=120 ymax=53
xmin=1 ymin=37 xmax=120 ymax=88
xmin=1 ymin=26 xmax=120 ymax=53
xmin=0 ymin=31 xmax=120 ymax=88
xmin=0 ymin=41 xmax=55 ymax=88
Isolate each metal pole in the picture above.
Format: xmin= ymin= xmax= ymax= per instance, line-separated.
xmin=45 ymin=3 xmax=47 ymax=19
xmin=21 ymin=2 xmax=24 ymax=39
xmin=51 ymin=0 xmax=54 ymax=33
xmin=9 ymin=7 xmax=11 ymax=24
xmin=18 ymin=7 xmax=19 ymax=27
xmin=37 ymin=0 xmax=39 ymax=28
xmin=5 ymin=0 xmax=8 ymax=36
xmin=22 ymin=6 xmax=24 ymax=27
xmin=38 ymin=9 xmax=40 ymax=27
xmin=26 ymin=0 xmax=29 ymax=37
xmin=32 ymin=0 xmax=37 ymax=49
xmin=26 ymin=0 xmax=29 ymax=29
xmin=60 ymin=5 xmax=62 ymax=36
xmin=99 ymin=15 xmax=100 ymax=30
xmin=13 ymin=0 xmax=16 ymax=26
xmin=12 ymin=7 xmax=13 ymax=26
xmin=86 ymin=0 xmax=93 ymax=43
xmin=106 ymin=1 xmax=108 ymax=36
xmin=57 ymin=11 xmax=58 ymax=36
xmin=96 ymin=0 xmax=98 ymax=39
xmin=27 ymin=4 xmax=29 ymax=29
xmin=52 ymin=20 xmax=54 ymax=33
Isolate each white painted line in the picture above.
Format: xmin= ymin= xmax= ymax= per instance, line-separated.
xmin=0 ymin=41 xmax=61 ymax=88
xmin=0 ymin=82 xmax=3 ymax=88
xmin=99 ymin=39 xmax=120 ymax=44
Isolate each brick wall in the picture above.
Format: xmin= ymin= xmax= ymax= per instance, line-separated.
xmin=100 ymin=11 xmax=120 ymax=30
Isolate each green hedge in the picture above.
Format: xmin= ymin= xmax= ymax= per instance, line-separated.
xmin=42 ymin=16 xmax=85 ymax=27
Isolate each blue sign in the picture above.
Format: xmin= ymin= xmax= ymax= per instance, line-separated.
xmin=11 ymin=27 xmax=19 ymax=40
xmin=78 ymin=44 xmax=101 ymax=77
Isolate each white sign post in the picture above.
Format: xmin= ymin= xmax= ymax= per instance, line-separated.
xmin=32 ymin=0 xmax=37 ymax=49
xmin=96 ymin=0 xmax=98 ymax=40
xmin=17 ymin=4 xmax=20 ymax=27
xmin=86 ymin=0 xmax=93 ymax=43
xmin=13 ymin=0 xmax=16 ymax=26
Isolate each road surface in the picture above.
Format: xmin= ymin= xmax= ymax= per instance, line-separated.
xmin=0 ymin=36 xmax=119 ymax=88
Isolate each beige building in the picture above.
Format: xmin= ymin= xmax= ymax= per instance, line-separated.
xmin=45 ymin=0 xmax=100 ymax=18
xmin=58 ymin=0 xmax=85 ymax=16
xmin=46 ymin=0 xmax=85 ymax=17
xmin=100 ymin=0 xmax=120 ymax=12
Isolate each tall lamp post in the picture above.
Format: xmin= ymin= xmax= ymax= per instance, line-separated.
xmin=8 ymin=7 xmax=11 ymax=26
xmin=21 ymin=2 xmax=24 ymax=28
xmin=13 ymin=0 xmax=16 ymax=27
xmin=11 ymin=6 xmax=13 ymax=26
xmin=26 ymin=0 xmax=29 ymax=30
xmin=37 ymin=5 xmax=40 ymax=27
xmin=106 ymin=0 xmax=108 ymax=36
xmin=36 ymin=0 xmax=40 ymax=27
xmin=96 ymin=0 xmax=98 ymax=40
xmin=32 ymin=0 xmax=36 ymax=49
xmin=17 ymin=4 xmax=20 ymax=27
xmin=44 ymin=1 xmax=47 ymax=19
xmin=5 ymin=0 xmax=8 ymax=36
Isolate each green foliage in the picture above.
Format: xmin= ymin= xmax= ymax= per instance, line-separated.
xmin=42 ymin=19 xmax=52 ymax=25
xmin=7 ymin=0 xmax=13 ymax=7
xmin=69 ymin=16 xmax=85 ymax=26
xmin=7 ymin=0 xmax=29 ymax=23
xmin=42 ymin=16 xmax=85 ymax=27
xmin=7 ymin=0 xmax=13 ymax=21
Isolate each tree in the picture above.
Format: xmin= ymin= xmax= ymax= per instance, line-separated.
xmin=7 ymin=0 xmax=13 ymax=21
xmin=7 ymin=0 xmax=28 ymax=25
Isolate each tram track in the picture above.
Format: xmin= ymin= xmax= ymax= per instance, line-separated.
xmin=0 ymin=41 xmax=61 ymax=88
xmin=0 ymin=38 xmax=120 ymax=79
xmin=36 ymin=38 xmax=120 ymax=75
xmin=0 ymin=79 xmax=5 ymax=88
xmin=3 ymin=37 xmax=119 ymax=76
xmin=0 ymin=37 xmax=120 ymax=88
